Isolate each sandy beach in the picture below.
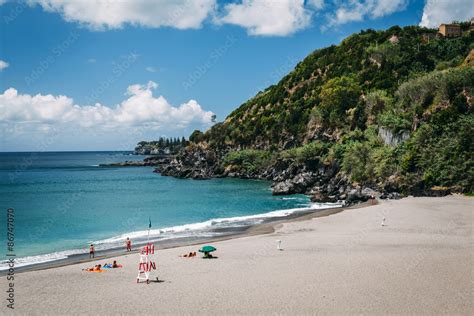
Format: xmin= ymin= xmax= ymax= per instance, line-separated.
xmin=3 ymin=195 xmax=473 ymax=315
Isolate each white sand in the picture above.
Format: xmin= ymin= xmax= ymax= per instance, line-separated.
xmin=2 ymin=195 xmax=473 ymax=315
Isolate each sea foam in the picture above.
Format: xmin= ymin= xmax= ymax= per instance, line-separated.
xmin=0 ymin=202 xmax=341 ymax=271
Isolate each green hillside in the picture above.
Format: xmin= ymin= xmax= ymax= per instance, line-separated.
xmin=163 ymin=23 xmax=474 ymax=198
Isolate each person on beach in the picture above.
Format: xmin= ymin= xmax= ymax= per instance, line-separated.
xmin=83 ymin=264 xmax=102 ymax=272
xmin=89 ymin=244 xmax=95 ymax=258
xmin=203 ymin=251 xmax=213 ymax=258
xmin=82 ymin=265 xmax=94 ymax=271
xmin=126 ymin=237 xmax=132 ymax=252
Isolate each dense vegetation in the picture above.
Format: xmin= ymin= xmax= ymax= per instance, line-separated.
xmin=135 ymin=137 xmax=188 ymax=155
xmin=188 ymin=24 xmax=474 ymax=194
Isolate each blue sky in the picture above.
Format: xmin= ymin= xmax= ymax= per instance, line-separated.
xmin=0 ymin=0 xmax=472 ymax=151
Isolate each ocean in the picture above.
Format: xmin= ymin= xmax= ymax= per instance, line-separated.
xmin=0 ymin=151 xmax=339 ymax=270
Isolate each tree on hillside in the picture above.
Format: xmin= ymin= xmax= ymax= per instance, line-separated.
xmin=189 ymin=130 xmax=204 ymax=143
xmin=316 ymin=76 xmax=361 ymax=128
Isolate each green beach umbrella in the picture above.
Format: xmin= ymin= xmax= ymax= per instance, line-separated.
xmin=199 ymin=245 xmax=216 ymax=253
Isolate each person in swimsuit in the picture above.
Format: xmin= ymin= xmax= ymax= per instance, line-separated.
xmin=89 ymin=244 xmax=95 ymax=258
xmin=126 ymin=237 xmax=132 ymax=252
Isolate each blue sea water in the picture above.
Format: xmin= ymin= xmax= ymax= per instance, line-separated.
xmin=0 ymin=151 xmax=329 ymax=269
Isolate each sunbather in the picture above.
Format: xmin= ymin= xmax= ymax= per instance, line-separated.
xmin=83 ymin=264 xmax=103 ymax=272
xmin=112 ymin=260 xmax=122 ymax=268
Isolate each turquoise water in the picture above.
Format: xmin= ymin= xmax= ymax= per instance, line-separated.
xmin=0 ymin=152 xmax=314 ymax=269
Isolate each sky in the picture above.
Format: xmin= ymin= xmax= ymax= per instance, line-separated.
xmin=0 ymin=0 xmax=472 ymax=151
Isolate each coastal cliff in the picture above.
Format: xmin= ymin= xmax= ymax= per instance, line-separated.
xmin=158 ymin=24 xmax=473 ymax=202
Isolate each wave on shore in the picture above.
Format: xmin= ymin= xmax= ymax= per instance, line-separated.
xmin=0 ymin=202 xmax=342 ymax=271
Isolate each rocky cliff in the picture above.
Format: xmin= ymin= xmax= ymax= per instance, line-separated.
xmin=157 ymin=24 xmax=474 ymax=203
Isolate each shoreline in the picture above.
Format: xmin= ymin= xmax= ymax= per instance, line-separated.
xmin=2 ymin=201 xmax=369 ymax=275
xmin=6 ymin=195 xmax=472 ymax=314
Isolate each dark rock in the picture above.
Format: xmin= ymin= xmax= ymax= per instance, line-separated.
xmin=310 ymin=190 xmax=339 ymax=203
xmin=380 ymin=192 xmax=402 ymax=199
xmin=346 ymin=187 xmax=373 ymax=203
xmin=361 ymin=187 xmax=379 ymax=198
xmin=388 ymin=192 xmax=402 ymax=199
xmin=272 ymin=172 xmax=316 ymax=195
xmin=100 ymin=155 xmax=171 ymax=168
xmin=272 ymin=180 xmax=294 ymax=195
xmin=427 ymin=186 xmax=451 ymax=197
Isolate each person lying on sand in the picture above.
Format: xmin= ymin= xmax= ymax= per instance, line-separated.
xmin=82 ymin=265 xmax=96 ymax=271
xmin=83 ymin=264 xmax=103 ymax=272
xmin=112 ymin=260 xmax=122 ymax=268
xmin=180 ymin=252 xmax=197 ymax=258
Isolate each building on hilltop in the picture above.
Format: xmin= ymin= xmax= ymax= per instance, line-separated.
xmin=438 ymin=24 xmax=461 ymax=37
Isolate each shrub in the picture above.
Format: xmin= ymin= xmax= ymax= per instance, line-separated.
xmin=189 ymin=130 xmax=205 ymax=143
xmin=223 ymin=150 xmax=271 ymax=174
xmin=341 ymin=141 xmax=373 ymax=182
xmin=280 ymin=141 xmax=329 ymax=163
xmin=405 ymin=114 xmax=473 ymax=191
xmin=366 ymin=90 xmax=393 ymax=120
xmin=371 ymin=146 xmax=399 ymax=180
xmin=318 ymin=76 xmax=361 ymax=128
xmin=378 ymin=110 xmax=412 ymax=133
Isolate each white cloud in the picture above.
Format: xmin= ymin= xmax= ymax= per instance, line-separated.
xmin=0 ymin=81 xmax=214 ymax=131
xmin=308 ymin=0 xmax=325 ymax=10
xmin=327 ymin=0 xmax=408 ymax=26
xmin=217 ymin=0 xmax=314 ymax=36
xmin=87 ymin=58 xmax=96 ymax=64
xmin=146 ymin=66 xmax=158 ymax=73
xmin=420 ymin=0 xmax=474 ymax=28
xmin=0 ymin=60 xmax=9 ymax=71
xmin=28 ymin=0 xmax=217 ymax=31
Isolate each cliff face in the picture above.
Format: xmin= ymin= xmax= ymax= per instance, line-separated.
xmin=158 ymin=25 xmax=474 ymax=202
xmin=160 ymin=143 xmax=221 ymax=180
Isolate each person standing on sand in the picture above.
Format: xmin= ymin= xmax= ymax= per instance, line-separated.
xmin=126 ymin=237 xmax=132 ymax=252
xmin=89 ymin=244 xmax=95 ymax=258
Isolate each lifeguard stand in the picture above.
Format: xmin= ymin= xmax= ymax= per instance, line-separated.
xmin=136 ymin=243 xmax=157 ymax=284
